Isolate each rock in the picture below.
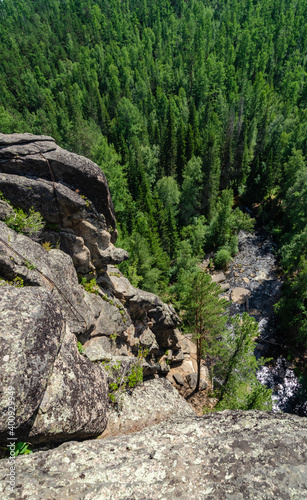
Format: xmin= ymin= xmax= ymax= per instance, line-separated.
xmin=0 ymin=287 xmax=108 ymax=445
xmin=249 ymin=308 xmax=262 ymax=316
xmin=100 ymin=378 xmax=194 ymax=439
xmin=92 ymin=298 xmax=127 ymax=338
xmin=0 ymin=133 xmax=116 ymax=235
xmin=243 ymin=276 xmax=250 ymax=284
xmin=0 ymin=222 xmax=93 ymax=335
xmin=173 ymin=373 xmax=185 ymax=386
xmin=0 ymin=199 xmax=14 ymax=220
xmin=0 ymin=134 xmax=131 ymax=272
xmin=180 ymin=359 xmax=196 ymax=374
xmin=29 ymin=327 xmax=108 ymax=444
xmin=177 ymin=335 xmax=197 ymax=355
xmin=171 ymin=349 xmax=185 ymax=362
xmin=231 ymin=287 xmax=251 ymax=305
xmin=220 ymin=294 xmax=230 ymax=301
xmin=108 ymin=265 xmax=180 ymax=349
xmin=186 ymin=373 xmax=207 ymax=391
xmin=0 ymin=134 xmax=189 ymax=446
xmin=220 ymin=282 xmax=230 ymax=291
xmin=211 ymin=272 xmax=226 ymax=283
xmin=147 ymin=303 xmax=180 ymax=348
xmin=139 ymin=327 xmax=159 ymax=355
xmin=83 ymin=337 xmax=114 ymax=362
xmin=0 ymin=287 xmax=65 ymax=442
xmin=3 ymin=411 xmax=307 ymax=499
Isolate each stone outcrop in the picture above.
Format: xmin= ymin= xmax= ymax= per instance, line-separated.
xmin=0 ymin=287 xmax=108 ymax=444
xmin=0 ymin=221 xmax=93 ymax=335
xmin=0 ymin=133 xmax=128 ymax=274
xmin=100 ymin=378 xmax=194 ymax=438
xmin=1 ymin=411 xmax=306 ymax=499
xmin=0 ymin=133 xmax=189 ymax=445
xmin=0 ymin=133 xmax=116 ymax=234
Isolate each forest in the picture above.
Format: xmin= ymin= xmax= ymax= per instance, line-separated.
xmin=0 ymin=0 xmax=306 ymax=360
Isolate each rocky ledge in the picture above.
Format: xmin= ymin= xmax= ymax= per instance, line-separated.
xmin=0 ymin=133 xmax=206 ymax=446
xmin=1 ymin=410 xmax=306 ymax=499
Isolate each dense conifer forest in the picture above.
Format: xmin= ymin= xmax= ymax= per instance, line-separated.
xmin=0 ymin=0 xmax=306 ymax=350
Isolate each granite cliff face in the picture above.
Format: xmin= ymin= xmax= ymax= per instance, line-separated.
xmin=0 ymin=133 xmax=187 ymax=445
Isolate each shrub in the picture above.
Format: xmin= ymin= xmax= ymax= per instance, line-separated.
xmin=229 ymin=235 xmax=239 ymax=256
xmin=5 ymin=207 xmax=44 ymax=236
xmin=79 ymin=277 xmax=99 ymax=295
xmin=214 ymin=248 xmax=232 ymax=269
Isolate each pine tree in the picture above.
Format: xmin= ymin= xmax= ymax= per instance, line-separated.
xmin=183 ymin=271 xmax=228 ymax=393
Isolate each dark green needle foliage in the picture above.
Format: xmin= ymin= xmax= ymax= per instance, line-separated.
xmin=0 ymin=0 xmax=306 ymax=349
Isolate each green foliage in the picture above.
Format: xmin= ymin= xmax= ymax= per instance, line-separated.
xmin=24 ymin=260 xmax=37 ymax=271
xmin=126 ymin=363 xmax=143 ymax=388
xmin=180 ymin=156 xmax=203 ymax=224
xmin=0 ymin=276 xmax=24 ymax=287
xmin=77 ymin=341 xmax=84 ymax=355
xmin=103 ymin=355 xmax=144 ymax=406
xmin=14 ymin=442 xmax=33 ymax=456
xmin=275 ymin=258 xmax=307 ymax=347
xmin=0 ymin=0 xmax=305 ymax=351
xmin=5 ymin=207 xmax=44 ymax=236
xmin=213 ymin=314 xmax=273 ymax=411
xmin=79 ymin=277 xmax=99 ymax=295
xmin=214 ymin=248 xmax=232 ymax=269
xmin=155 ymin=176 xmax=180 ymax=214
xmin=182 ymin=272 xmax=272 ymax=409
xmin=182 ymin=270 xmax=228 ymax=392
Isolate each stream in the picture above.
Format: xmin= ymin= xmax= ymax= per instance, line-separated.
xmin=220 ymin=230 xmax=307 ymax=416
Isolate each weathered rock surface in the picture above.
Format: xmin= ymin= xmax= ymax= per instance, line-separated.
xmin=0 ymin=287 xmax=108 ymax=445
xmin=107 ymin=265 xmax=180 ymax=348
xmin=100 ymin=378 xmax=194 ymax=438
xmin=0 ymin=133 xmax=129 ymax=273
xmin=0 ymin=200 xmax=14 ymax=220
xmin=0 ymin=221 xmax=93 ymax=335
xmin=29 ymin=327 xmax=108 ymax=444
xmin=1 ymin=411 xmax=306 ymax=499
xmin=0 ymin=134 xmax=191 ymax=445
xmin=0 ymin=133 xmax=116 ymax=234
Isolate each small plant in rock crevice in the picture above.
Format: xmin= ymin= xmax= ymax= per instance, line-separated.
xmin=24 ymin=259 xmax=37 ymax=270
xmin=110 ymin=333 xmax=118 ymax=342
xmin=79 ymin=276 xmax=99 ymax=295
xmin=14 ymin=442 xmax=33 ymax=456
xmin=77 ymin=341 xmax=85 ymax=354
xmin=41 ymin=241 xmax=53 ymax=252
xmin=0 ymin=276 xmax=25 ymax=287
xmin=5 ymin=206 xmax=45 ymax=236
xmin=103 ymin=351 xmax=145 ymax=407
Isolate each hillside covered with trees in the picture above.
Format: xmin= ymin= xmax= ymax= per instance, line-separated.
xmin=0 ymin=0 xmax=306 ymax=348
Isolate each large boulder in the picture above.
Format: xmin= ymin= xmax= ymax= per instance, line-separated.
xmin=0 ymin=287 xmax=108 ymax=445
xmin=107 ymin=265 xmax=181 ymax=349
xmin=0 ymin=133 xmax=129 ymax=272
xmin=100 ymin=378 xmax=194 ymax=438
xmin=0 ymin=222 xmax=93 ymax=335
xmin=0 ymin=133 xmax=116 ymax=234
xmin=1 ymin=411 xmax=306 ymax=499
